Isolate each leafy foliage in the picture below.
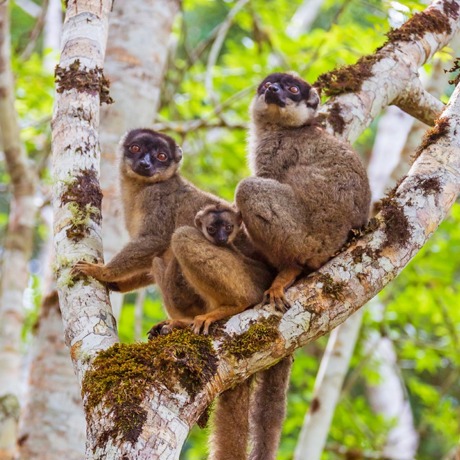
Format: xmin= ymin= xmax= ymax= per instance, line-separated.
xmin=4 ymin=0 xmax=459 ymax=458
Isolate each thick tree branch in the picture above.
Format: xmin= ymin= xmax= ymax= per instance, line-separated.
xmin=55 ymin=0 xmax=460 ymax=457
xmin=317 ymin=0 xmax=460 ymax=142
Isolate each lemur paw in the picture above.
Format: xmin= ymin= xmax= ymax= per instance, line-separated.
xmin=147 ymin=320 xmax=191 ymax=340
xmin=72 ymin=261 xmax=104 ymax=279
xmin=264 ymin=286 xmax=291 ymax=312
xmin=191 ymin=316 xmax=213 ymax=335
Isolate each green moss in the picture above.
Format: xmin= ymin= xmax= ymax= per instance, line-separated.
xmin=66 ymin=202 xmax=100 ymax=241
xmin=221 ymin=318 xmax=280 ymax=359
xmin=317 ymin=273 xmax=346 ymax=300
xmin=82 ymin=329 xmax=217 ymax=448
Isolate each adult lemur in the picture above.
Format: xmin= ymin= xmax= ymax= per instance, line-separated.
xmin=236 ymin=72 xmax=371 ymax=309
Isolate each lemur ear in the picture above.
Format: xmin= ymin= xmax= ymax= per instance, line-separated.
xmin=307 ymin=87 xmax=320 ymax=110
xmin=174 ymin=145 xmax=183 ymax=162
xmin=235 ymin=211 xmax=243 ymax=227
xmin=194 ymin=210 xmax=204 ymax=229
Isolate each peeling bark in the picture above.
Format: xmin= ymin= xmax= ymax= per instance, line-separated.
xmin=51 ymin=0 xmax=118 ymax=381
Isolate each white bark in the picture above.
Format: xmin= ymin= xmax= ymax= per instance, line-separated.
xmin=99 ymin=0 xmax=180 ymax=319
xmin=366 ymin=301 xmax=418 ymax=459
xmin=43 ymin=0 xmax=63 ymax=73
xmin=367 ymin=106 xmax=415 ymax=202
xmin=294 ymin=309 xmax=365 ymax=460
xmin=16 ymin=294 xmax=86 ymax=460
xmin=17 ymin=207 xmax=85 ymax=460
xmin=52 ymin=0 xmax=118 ymax=380
xmin=0 ymin=2 xmax=37 ymax=458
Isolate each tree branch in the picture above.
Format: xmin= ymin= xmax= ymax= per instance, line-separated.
xmin=317 ymin=0 xmax=460 ymax=142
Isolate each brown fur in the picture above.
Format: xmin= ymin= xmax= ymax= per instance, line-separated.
xmin=249 ymin=357 xmax=293 ymax=460
xmin=171 ymin=204 xmax=274 ymax=334
xmin=72 ymin=129 xmax=228 ymax=322
xmin=171 ymin=204 xmax=290 ymax=460
xmin=236 ymin=73 xmax=371 ymax=309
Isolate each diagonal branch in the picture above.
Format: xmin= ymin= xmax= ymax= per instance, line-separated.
xmin=317 ymin=0 xmax=460 ymax=142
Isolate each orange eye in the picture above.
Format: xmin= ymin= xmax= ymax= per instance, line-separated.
xmin=156 ymin=152 xmax=167 ymax=161
xmin=129 ymin=144 xmax=140 ymax=153
xmin=289 ymin=86 xmax=299 ymax=93
xmin=263 ymin=81 xmax=272 ymax=88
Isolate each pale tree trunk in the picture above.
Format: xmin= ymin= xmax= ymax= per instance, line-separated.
xmin=52 ymin=0 xmax=460 ymax=458
xmin=365 ymin=300 xmax=418 ymax=459
xmin=17 ymin=207 xmax=85 ymax=460
xmin=294 ymin=105 xmax=414 ymax=460
xmin=0 ymin=2 xmax=37 ymax=458
xmin=99 ymin=0 xmax=180 ymax=319
xmin=43 ymin=0 xmax=62 ymax=73
xmin=294 ymin=309 xmax=365 ymax=460
xmin=287 ymin=0 xmax=326 ymax=38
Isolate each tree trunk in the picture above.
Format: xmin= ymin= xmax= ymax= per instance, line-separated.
xmin=99 ymin=0 xmax=180 ymax=319
xmin=17 ymin=207 xmax=86 ymax=460
xmin=0 ymin=2 xmax=37 ymax=458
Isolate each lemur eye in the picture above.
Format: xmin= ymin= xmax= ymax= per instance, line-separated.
xmin=225 ymin=225 xmax=233 ymax=232
xmin=289 ymin=86 xmax=299 ymax=93
xmin=156 ymin=152 xmax=168 ymax=161
xmin=129 ymin=144 xmax=141 ymax=154
xmin=207 ymin=226 xmax=217 ymax=235
xmin=263 ymin=81 xmax=272 ymax=88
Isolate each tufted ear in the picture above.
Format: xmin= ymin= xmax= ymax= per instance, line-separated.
xmin=307 ymin=87 xmax=320 ymax=110
xmin=174 ymin=145 xmax=183 ymax=162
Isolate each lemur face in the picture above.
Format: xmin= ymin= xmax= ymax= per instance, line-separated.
xmin=251 ymin=73 xmax=319 ymax=128
xmin=121 ymin=129 xmax=183 ymax=183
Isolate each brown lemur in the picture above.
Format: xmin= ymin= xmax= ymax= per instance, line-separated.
xmin=169 ymin=203 xmax=288 ymax=460
xmin=169 ymin=202 xmax=274 ymax=334
xmin=235 ymin=72 xmax=371 ymax=310
xmin=72 ymin=129 xmax=228 ymax=322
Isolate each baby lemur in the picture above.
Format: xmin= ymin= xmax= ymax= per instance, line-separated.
xmin=236 ymin=72 xmax=371 ymax=309
xmin=171 ymin=203 xmax=273 ymax=334
xmin=169 ymin=203 xmax=288 ymax=460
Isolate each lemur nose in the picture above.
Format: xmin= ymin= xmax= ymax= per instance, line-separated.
xmin=269 ymin=84 xmax=280 ymax=93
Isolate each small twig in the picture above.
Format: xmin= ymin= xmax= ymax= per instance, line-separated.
xmin=20 ymin=0 xmax=49 ymax=60
xmin=205 ymin=0 xmax=250 ymax=105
